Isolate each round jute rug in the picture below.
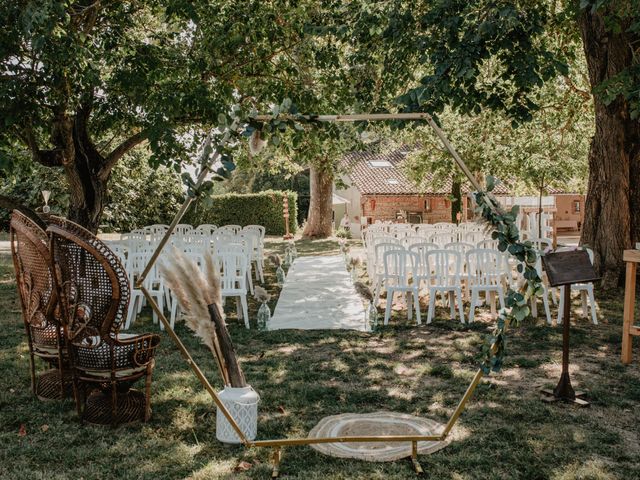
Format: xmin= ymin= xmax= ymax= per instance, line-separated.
xmin=308 ymin=412 xmax=449 ymax=462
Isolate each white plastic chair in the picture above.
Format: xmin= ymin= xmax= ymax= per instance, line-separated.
xmin=217 ymin=225 xmax=242 ymax=236
xmin=381 ymin=249 xmax=421 ymax=325
xmin=557 ymin=248 xmax=598 ymax=325
xmin=476 ymin=239 xmax=499 ymax=250
xmin=402 ymin=235 xmax=425 ymax=249
xmin=530 ymin=256 xmax=553 ymax=324
xmin=463 ymin=230 xmax=485 ymax=245
xmin=217 ymin=247 xmax=250 ymax=328
xmin=372 ymin=243 xmax=406 ymax=305
xmin=416 ymin=224 xmax=438 ymax=239
xmin=174 ymin=224 xmax=193 ymax=236
xmin=425 ymin=250 xmax=465 ymax=324
xmin=466 ymin=249 xmax=506 ymax=322
xmin=429 ymin=232 xmax=456 ymax=247
xmin=125 ymin=252 xmax=165 ymax=329
xmin=195 ymin=224 xmax=218 ymax=236
xmin=433 ymin=222 xmax=455 ymax=229
xmin=408 ymin=242 xmax=439 ymax=290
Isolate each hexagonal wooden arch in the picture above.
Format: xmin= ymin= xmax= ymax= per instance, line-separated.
xmin=137 ymin=112 xmax=494 ymax=477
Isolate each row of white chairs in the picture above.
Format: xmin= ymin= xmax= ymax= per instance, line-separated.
xmin=367 ymin=240 xmax=598 ymax=326
xmin=108 ymin=224 xmax=267 ymax=330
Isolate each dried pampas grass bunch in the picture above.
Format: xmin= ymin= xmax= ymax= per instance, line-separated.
xmin=354 ymin=281 xmax=374 ymax=303
xmin=268 ymin=254 xmax=282 ymax=267
xmin=159 ymin=248 xmax=221 ymax=354
xmin=248 ymin=129 xmax=267 ymax=155
xmin=160 ymin=248 xmax=247 ymax=387
xmin=254 ymin=285 xmax=271 ymax=303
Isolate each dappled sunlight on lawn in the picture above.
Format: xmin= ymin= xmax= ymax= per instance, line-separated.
xmin=1 ymin=251 xmax=639 ymax=479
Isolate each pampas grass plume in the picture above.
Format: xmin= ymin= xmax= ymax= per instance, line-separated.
xmin=268 ymin=254 xmax=282 ymax=267
xmin=254 ymin=285 xmax=271 ymax=303
xmin=354 ymin=281 xmax=374 ymax=303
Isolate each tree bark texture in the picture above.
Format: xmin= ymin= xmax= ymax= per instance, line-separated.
xmin=302 ymin=164 xmax=334 ymax=239
xmin=579 ymin=9 xmax=640 ymax=288
xmin=450 ymin=180 xmax=462 ymax=223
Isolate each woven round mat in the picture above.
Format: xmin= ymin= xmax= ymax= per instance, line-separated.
xmin=308 ymin=412 xmax=448 ymax=462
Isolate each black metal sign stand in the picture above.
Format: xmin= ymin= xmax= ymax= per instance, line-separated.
xmin=540 ymin=250 xmax=599 ymax=407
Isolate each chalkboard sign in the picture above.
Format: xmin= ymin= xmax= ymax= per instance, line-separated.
xmin=542 ymin=250 xmax=600 ymax=287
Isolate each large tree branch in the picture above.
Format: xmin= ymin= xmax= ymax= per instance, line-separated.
xmin=102 ymin=130 xmax=148 ymax=178
xmin=14 ymin=125 xmax=65 ymax=167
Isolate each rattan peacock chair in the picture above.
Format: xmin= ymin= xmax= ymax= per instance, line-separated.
xmin=9 ymin=211 xmax=72 ymax=400
xmin=47 ymin=216 xmax=160 ymax=426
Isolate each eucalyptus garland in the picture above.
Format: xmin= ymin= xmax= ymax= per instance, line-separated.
xmin=473 ymin=178 xmax=545 ymax=373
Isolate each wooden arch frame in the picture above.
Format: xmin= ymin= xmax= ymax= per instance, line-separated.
xmin=137 ymin=112 xmax=491 ymax=477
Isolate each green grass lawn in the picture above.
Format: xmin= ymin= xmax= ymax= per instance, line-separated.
xmin=1 ymin=238 xmax=639 ymax=479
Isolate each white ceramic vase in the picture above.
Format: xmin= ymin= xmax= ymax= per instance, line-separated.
xmin=216 ymin=385 xmax=260 ymax=444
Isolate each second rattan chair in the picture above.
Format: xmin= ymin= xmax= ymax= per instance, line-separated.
xmin=10 ymin=211 xmax=72 ymax=400
xmin=48 ymin=217 xmax=160 ymax=426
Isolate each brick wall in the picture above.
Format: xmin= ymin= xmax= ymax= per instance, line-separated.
xmin=361 ymin=195 xmax=451 ymax=224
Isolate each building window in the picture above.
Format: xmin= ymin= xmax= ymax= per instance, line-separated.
xmin=368 ymin=160 xmax=392 ymax=168
xmin=424 ymin=198 xmax=431 ymax=212
xmin=573 ymin=200 xmax=581 ymax=213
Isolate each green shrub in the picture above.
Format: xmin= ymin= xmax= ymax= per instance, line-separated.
xmin=186 ymin=190 xmax=297 ymax=236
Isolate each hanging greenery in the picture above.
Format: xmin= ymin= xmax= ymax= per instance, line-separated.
xmin=473 ymin=177 xmax=545 ymax=373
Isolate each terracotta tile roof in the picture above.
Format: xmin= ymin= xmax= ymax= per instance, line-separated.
xmin=341 ymin=148 xmax=511 ymax=196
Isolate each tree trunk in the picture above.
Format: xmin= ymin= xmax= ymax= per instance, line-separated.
xmin=65 ymin=157 xmax=109 ymax=234
xmin=302 ymin=164 xmax=334 ymax=239
xmin=579 ymin=8 xmax=640 ymax=288
xmin=450 ymin=180 xmax=462 ymax=223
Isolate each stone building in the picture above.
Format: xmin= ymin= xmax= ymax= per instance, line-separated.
xmin=333 ymin=147 xmax=585 ymax=238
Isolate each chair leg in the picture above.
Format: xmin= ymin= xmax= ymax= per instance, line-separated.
xmin=469 ymin=289 xmax=477 ymax=324
xmin=580 ymin=290 xmax=588 ymax=318
xmin=373 ymin=277 xmax=383 ymax=307
xmin=257 ymin=260 xmax=264 ymax=283
xmin=587 ymin=287 xmax=598 ymax=325
xmin=456 ymin=290 xmax=465 ymax=324
xmin=557 ymin=289 xmax=564 ymax=325
xmin=542 ymin=290 xmax=552 ymax=325
xmin=241 ymin=295 xmax=250 ymax=329
xmin=498 ymin=288 xmax=506 ymax=311
xmin=413 ymin=289 xmax=422 ymax=325
xmin=427 ymin=289 xmax=436 ymax=324
xmin=235 ymin=297 xmax=242 ymax=320
xmin=489 ymin=291 xmax=497 ymax=317
xmin=247 ymin=269 xmax=254 ymax=295
xmin=407 ymin=292 xmax=413 ymax=321
xmin=531 ymin=297 xmax=538 ymax=318
xmin=170 ymin=296 xmax=178 ymax=329
xmin=448 ymin=291 xmax=455 ymax=320
xmin=384 ymin=289 xmax=394 ymax=325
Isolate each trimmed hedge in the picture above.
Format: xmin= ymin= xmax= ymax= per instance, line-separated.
xmin=186 ymin=190 xmax=297 ymax=236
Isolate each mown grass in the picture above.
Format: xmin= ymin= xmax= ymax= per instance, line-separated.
xmin=0 ymin=237 xmax=639 ymax=479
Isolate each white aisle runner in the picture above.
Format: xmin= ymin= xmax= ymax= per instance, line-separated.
xmin=269 ymin=255 xmax=367 ymax=331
